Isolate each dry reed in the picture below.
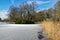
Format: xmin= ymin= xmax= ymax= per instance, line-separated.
xmin=41 ymin=21 xmax=60 ymax=40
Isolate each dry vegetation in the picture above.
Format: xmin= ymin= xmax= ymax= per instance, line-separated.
xmin=41 ymin=21 xmax=60 ymax=40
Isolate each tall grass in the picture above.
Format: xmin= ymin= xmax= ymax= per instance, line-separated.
xmin=41 ymin=21 xmax=60 ymax=40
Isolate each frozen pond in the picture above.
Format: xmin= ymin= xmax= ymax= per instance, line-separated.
xmin=0 ymin=24 xmax=47 ymax=40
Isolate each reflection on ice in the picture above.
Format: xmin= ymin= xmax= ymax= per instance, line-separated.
xmin=0 ymin=22 xmax=9 ymax=25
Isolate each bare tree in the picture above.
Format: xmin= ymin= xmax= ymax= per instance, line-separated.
xmin=53 ymin=0 xmax=60 ymax=21
xmin=8 ymin=6 xmax=19 ymax=22
xmin=8 ymin=1 xmax=36 ymax=24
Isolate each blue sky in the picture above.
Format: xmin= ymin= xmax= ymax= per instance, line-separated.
xmin=0 ymin=0 xmax=58 ymax=19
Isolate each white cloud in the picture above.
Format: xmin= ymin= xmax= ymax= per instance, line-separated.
xmin=36 ymin=1 xmax=50 ymax=4
xmin=27 ymin=0 xmax=51 ymax=5
xmin=0 ymin=11 xmax=9 ymax=20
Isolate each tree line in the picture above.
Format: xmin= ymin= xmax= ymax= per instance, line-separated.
xmin=2 ymin=0 xmax=60 ymax=24
xmin=36 ymin=0 xmax=60 ymax=22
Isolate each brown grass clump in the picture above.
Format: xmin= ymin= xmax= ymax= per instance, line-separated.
xmin=41 ymin=21 xmax=60 ymax=40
